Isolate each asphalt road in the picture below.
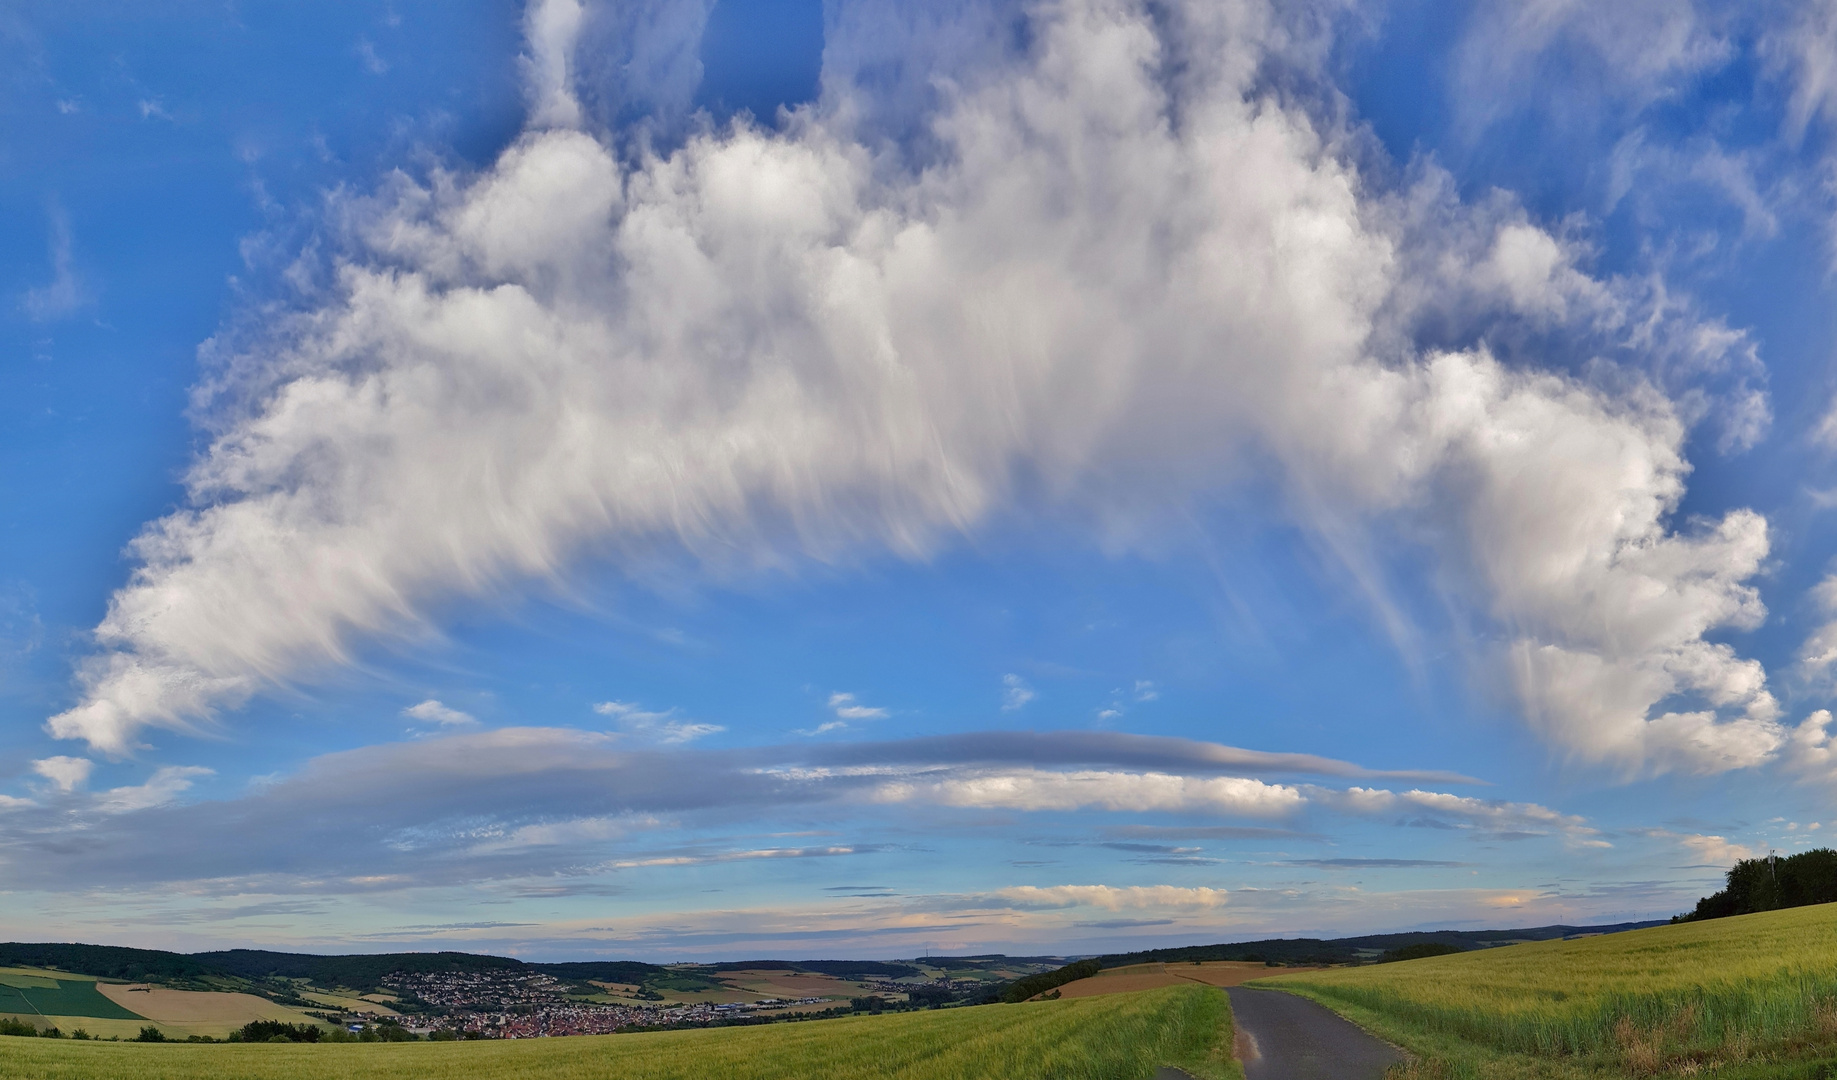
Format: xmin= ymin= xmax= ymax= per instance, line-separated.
xmin=1223 ymin=986 xmax=1403 ymax=1080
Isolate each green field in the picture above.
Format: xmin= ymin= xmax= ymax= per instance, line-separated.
xmin=0 ymin=983 xmax=1237 ymax=1080
xmin=1262 ymin=902 xmax=1837 ymax=1078
xmin=0 ymin=971 xmax=144 ymax=1022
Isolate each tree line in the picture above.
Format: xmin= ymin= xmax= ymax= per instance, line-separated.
xmin=1675 ymin=848 xmax=1837 ymax=922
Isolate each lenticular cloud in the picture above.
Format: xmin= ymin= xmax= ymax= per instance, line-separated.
xmin=51 ymin=0 xmax=1779 ymax=774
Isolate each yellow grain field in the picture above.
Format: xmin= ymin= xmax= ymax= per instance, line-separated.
xmin=1263 ymin=902 xmax=1837 ymax=1078
xmin=0 ymin=983 xmax=1239 ymax=1080
xmin=95 ymin=984 xmax=325 ymax=1037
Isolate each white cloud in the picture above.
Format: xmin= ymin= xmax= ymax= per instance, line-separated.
xmin=96 ymin=766 xmax=213 ymax=814
xmin=613 ymin=845 xmax=862 ymax=869
xmin=1677 ymin=832 xmax=1756 ymax=866
xmin=1323 ymin=785 xmax=1609 ymax=846
xmin=796 ymin=720 xmax=849 ymax=737
xmin=593 ymin=699 xmax=723 ymax=743
xmin=1001 ymin=674 xmax=1035 ymax=711
xmin=828 ymin=693 xmax=888 ymax=721
xmin=44 ymin=0 xmax=1777 ymax=780
xmin=999 ymin=885 xmax=1227 ymax=911
xmin=355 ymin=38 xmax=389 ymax=76
xmin=522 ymin=0 xmax=586 ymax=128
xmin=31 ymin=756 xmax=93 ymax=794
xmin=1452 ymin=0 xmax=1731 ymax=138
xmin=21 ymin=206 xmax=86 ymax=322
xmin=876 ymin=768 xmax=1305 ymax=817
xmin=1763 ymin=0 xmax=1837 ymax=140
xmin=1132 ymin=680 xmax=1157 ymax=702
xmin=137 ymin=99 xmax=172 ymax=121
xmin=1787 ymin=709 xmax=1837 ymax=782
xmin=995 ymin=884 xmax=1227 ymax=911
xmin=403 ymin=699 xmax=479 ymax=728
xmin=1798 ymin=577 xmax=1837 ymax=686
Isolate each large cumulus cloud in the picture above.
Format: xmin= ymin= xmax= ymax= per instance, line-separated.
xmin=49 ymin=0 xmax=1776 ymax=775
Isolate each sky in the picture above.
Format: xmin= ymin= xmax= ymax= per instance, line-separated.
xmin=3 ymin=0 xmax=1837 ymax=963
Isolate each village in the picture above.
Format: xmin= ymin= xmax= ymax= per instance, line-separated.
xmin=365 ymin=969 xmax=832 ymax=1039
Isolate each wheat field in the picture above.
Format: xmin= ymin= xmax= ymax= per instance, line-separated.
xmin=1263 ymin=902 xmax=1837 ymax=1078
xmin=0 ymin=983 xmax=1238 ymax=1080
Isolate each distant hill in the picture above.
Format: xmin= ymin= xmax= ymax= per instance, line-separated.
xmin=0 ymin=942 xmax=666 ymax=994
xmin=1094 ymin=921 xmax=1667 ymax=968
xmin=0 ymin=920 xmax=1666 ymax=997
xmin=708 ymin=960 xmax=922 ymax=979
xmin=196 ymin=948 xmax=532 ymax=987
xmin=0 ymin=942 xmax=221 ymax=986
xmin=906 ymin=955 xmax=1065 ymax=969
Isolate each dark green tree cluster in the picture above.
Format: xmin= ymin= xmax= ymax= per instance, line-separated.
xmin=1676 ymin=849 xmax=1837 ymax=922
xmin=233 ymin=1020 xmax=321 ymax=1043
xmin=999 ymin=958 xmax=1101 ymax=1003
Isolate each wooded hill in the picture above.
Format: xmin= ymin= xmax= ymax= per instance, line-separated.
xmin=0 ymin=918 xmax=1667 ymax=1001
xmin=0 ymin=942 xmax=668 ymax=995
xmin=1091 ymin=921 xmax=1666 ymax=968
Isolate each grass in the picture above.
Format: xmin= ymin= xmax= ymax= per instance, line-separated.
xmin=0 ymin=983 xmax=1239 ymax=1080
xmin=1258 ymin=902 xmax=1837 ymax=1078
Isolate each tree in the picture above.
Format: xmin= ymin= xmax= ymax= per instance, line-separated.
xmin=1678 ymin=848 xmax=1837 ymax=921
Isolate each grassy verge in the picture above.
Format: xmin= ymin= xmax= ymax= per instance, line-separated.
xmin=0 ymin=982 xmax=1236 ymax=1080
xmin=1164 ymin=985 xmax=1244 ymax=1080
xmin=1255 ymin=902 xmax=1837 ymax=1078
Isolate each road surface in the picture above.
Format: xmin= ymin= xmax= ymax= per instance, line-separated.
xmin=1221 ymin=986 xmax=1403 ymax=1080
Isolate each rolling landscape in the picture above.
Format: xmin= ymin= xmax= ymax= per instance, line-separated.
xmin=8 ymin=856 xmax=1837 ymax=1079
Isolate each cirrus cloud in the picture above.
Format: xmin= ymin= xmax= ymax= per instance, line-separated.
xmin=874 ymin=769 xmax=1305 ymax=817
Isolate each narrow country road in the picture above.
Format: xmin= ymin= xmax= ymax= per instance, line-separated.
xmin=1221 ymin=986 xmax=1403 ymax=1080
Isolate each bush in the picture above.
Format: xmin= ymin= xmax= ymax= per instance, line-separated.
xmin=135 ymin=1025 xmax=165 ymax=1042
xmin=0 ymin=1017 xmax=38 ymax=1037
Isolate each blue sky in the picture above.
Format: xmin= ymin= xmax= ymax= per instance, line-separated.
xmin=4 ymin=0 xmax=1837 ymax=962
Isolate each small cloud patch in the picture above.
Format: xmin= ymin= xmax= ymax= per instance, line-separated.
xmin=403 ymin=699 xmax=479 ymax=728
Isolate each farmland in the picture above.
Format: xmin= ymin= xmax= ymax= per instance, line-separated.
xmin=0 ymin=966 xmax=330 ymax=1041
xmin=1263 ymin=901 xmax=1837 ymax=1078
xmin=0 ymin=983 xmax=1236 ymax=1080
xmin=1056 ymin=961 xmax=1316 ymax=999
